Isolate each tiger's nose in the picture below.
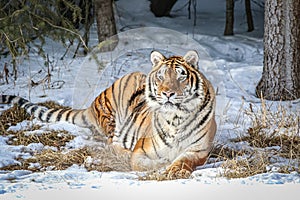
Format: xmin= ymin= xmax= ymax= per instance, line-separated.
xmin=162 ymin=91 xmax=176 ymax=98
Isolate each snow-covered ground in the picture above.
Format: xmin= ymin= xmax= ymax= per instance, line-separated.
xmin=1 ymin=0 xmax=299 ymax=199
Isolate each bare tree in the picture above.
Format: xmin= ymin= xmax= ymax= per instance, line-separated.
xmin=150 ymin=0 xmax=178 ymax=17
xmin=256 ymin=0 xmax=300 ymax=100
xmin=245 ymin=0 xmax=254 ymax=32
xmin=224 ymin=0 xmax=234 ymax=35
xmin=94 ymin=0 xmax=118 ymax=51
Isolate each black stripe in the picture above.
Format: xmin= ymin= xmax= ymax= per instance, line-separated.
xmin=181 ymin=93 xmax=211 ymax=131
xmin=81 ymin=113 xmax=89 ymax=126
xmin=7 ymin=95 xmax=16 ymax=104
xmin=140 ymin=137 xmax=150 ymax=158
xmin=154 ymin=115 xmax=172 ymax=148
xmin=122 ymin=112 xmax=139 ymax=148
xmin=30 ymin=105 xmax=39 ymax=113
xmin=129 ymin=112 xmax=148 ymax=150
xmin=18 ymin=98 xmax=29 ymax=107
xmin=190 ymin=74 xmax=194 ymax=91
xmin=148 ymin=94 xmax=156 ymax=101
xmin=111 ymin=83 xmax=118 ymax=108
xmin=72 ymin=111 xmax=80 ymax=124
xmin=65 ymin=109 xmax=73 ymax=121
xmin=198 ymin=105 xmax=213 ymax=127
xmin=194 ymin=73 xmax=200 ymax=91
xmin=151 ymin=135 xmax=162 ymax=159
xmin=103 ymin=91 xmax=115 ymax=113
xmin=23 ymin=102 xmax=32 ymax=110
xmin=118 ymin=75 xmax=130 ymax=110
xmin=179 ymin=104 xmax=213 ymax=142
xmin=45 ymin=109 xmax=58 ymax=122
xmin=38 ymin=109 xmax=46 ymax=120
xmin=191 ymin=131 xmax=207 ymax=145
xmin=56 ymin=109 xmax=67 ymax=121
xmin=186 ymin=67 xmax=190 ymax=78
xmin=128 ymin=88 xmax=145 ymax=106
xmin=122 ymin=100 xmax=146 ymax=148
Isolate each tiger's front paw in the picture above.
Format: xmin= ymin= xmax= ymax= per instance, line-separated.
xmin=165 ymin=164 xmax=192 ymax=179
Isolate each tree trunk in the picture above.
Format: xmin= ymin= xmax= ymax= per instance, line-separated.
xmin=94 ymin=0 xmax=118 ymax=51
xmin=256 ymin=0 xmax=300 ymax=101
xmin=150 ymin=0 xmax=177 ymax=17
xmin=224 ymin=0 xmax=234 ymax=35
xmin=245 ymin=0 xmax=254 ymax=32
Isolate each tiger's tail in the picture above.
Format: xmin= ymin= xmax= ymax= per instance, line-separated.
xmin=0 ymin=95 xmax=93 ymax=128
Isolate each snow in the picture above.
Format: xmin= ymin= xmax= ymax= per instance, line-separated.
xmin=0 ymin=0 xmax=299 ymax=199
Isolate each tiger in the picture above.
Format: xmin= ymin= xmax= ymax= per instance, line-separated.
xmin=0 ymin=50 xmax=216 ymax=178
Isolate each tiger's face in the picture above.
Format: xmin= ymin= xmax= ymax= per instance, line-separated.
xmin=146 ymin=50 xmax=206 ymax=113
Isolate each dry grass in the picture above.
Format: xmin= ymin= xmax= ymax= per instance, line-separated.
xmin=32 ymin=148 xmax=91 ymax=171
xmin=220 ymin=151 xmax=270 ymax=178
xmin=217 ymin=99 xmax=299 ymax=179
xmin=85 ymin=145 xmax=132 ymax=172
xmin=5 ymin=129 xmax=75 ymax=148
xmin=0 ymin=148 xmax=91 ymax=172
xmin=238 ymin=100 xmax=300 ymax=160
xmin=0 ymin=104 xmax=30 ymax=133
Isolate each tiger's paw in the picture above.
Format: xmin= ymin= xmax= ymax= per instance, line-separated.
xmin=164 ymin=165 xmax=192 ymax=180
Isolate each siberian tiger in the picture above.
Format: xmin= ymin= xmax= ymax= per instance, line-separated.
xmin=0 ymin=50 xmax=216 ymax=178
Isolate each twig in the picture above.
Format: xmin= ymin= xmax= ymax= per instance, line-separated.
xmin=28 ymin=11 xmax=88 ymax=51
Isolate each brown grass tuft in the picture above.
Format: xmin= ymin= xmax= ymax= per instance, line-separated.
xmin=85 ymin=145 xmax=132 ymax=172
xmin=0 ymin=148 xmax=91 ymax=172
xmin=238 ymin=100 xmax=299 ymax=160
xmin=6 ymin=129 xmax=75 ymax=148
xmin=218 ymin=99 xmax=299 ymax=179
xmin=32 ymin=148 xmax=91 ymax=170
xmin=0 ymin=105 xmax=30 ymax=133
xmin=220 ymin=151 xmax=270 ymax=178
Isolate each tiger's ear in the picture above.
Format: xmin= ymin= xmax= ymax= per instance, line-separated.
xmin=183 ymin=50 xmax=199 ymax=67
xmin=151 ymin=51 xmax=165 ymax=66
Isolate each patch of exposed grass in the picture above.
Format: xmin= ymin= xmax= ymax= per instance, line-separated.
xmin=32 ymin=148 xmax=91 ymax=171
xmin=6 ymin=129 xmax=75 ymax=148
xmin=237 ymin=99 xmax=300 ymax=160
xmin=0 ymin=148 xmax=91 ymax=172
xmin=220 ymin=151 xmax=270 ymax=178
xmin=85 ymin=145 xmax=132 ymax=172
xmin=218 ymin=99 xmax=299 ymax=179
xmin=0 ymin=104 xmax=30 ymax=133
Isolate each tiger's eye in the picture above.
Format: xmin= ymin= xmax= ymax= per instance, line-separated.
xmin=176 ymin=67 xmax=187 ymax=81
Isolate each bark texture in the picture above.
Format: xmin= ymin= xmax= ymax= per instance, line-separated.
xmin=150 ymin=0 xmax=178 ymax=17
xmin=224 ymin=0 xmax=234 ymax=35
xmin=245 ymin=0 xmax=254 ymax=32
xmin=94 ymin=0 xmax=118 ymax=51
xmin=256 ymin=0 xmax=300 ymax=100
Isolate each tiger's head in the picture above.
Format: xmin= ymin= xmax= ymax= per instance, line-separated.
xmin=146 ymin=50 xmax=208 ymax=114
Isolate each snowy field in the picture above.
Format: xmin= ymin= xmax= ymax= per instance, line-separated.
xmin=1 ymin=0 xmax=299 ymax=199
